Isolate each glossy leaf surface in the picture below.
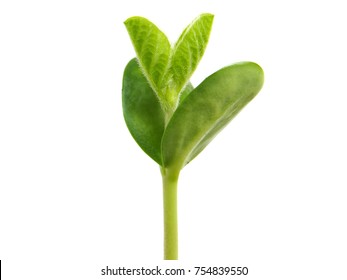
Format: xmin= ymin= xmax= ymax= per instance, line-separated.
xmin=162 ymin=62 xmax=264 ymax=170
xmin=122 ymin=58 xmax=165 ymax=165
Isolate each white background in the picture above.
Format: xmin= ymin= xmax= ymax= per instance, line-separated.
xmin=1 ymin=0 xmax=346 ymax=279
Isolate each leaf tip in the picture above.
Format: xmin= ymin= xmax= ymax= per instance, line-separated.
xmin=200 ymin=13 xmax=214 ymax=23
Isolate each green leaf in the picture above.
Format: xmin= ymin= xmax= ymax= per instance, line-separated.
xmin=178 ymin=82 xmax=194 ymax=105
xmin=122 ymin=58 xmax=165 ymax=165
xmin=161 ymin=62 xmax=264 ymax=170
xmin=124 ymin=14 xmax=213 ymax=114
xmin=165 ymin=13 xmax=214 ymax=102
xmin=124 ymin=16 xmax=171 ymax=100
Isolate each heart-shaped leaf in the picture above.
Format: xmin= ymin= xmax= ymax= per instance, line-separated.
xmin=161 ymin=62 xmax=264 ymax=170
xmin=122 ymin=58 xmax=165 ymax=165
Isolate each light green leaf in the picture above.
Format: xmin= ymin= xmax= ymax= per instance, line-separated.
xmin=124 ymin=17 xmax=171 ymax=100
xmin=165 ymin=13 xmax=214 ymax=101
xmin=161 ymin=62 xmax=264 ymax=170
xmin=122 ymin=58 xmax=165 ymax=165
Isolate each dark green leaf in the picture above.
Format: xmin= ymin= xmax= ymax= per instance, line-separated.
xmin=162 ymin=62 xmax=264 ymax=170
xmin=178 ymin=82 xmax=194 ymax=105
xmin=122 ymin=58 xmax=165 ymax=165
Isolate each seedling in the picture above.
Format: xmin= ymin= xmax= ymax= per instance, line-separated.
xmin=122 ymin=13 xmax=264 ymax=260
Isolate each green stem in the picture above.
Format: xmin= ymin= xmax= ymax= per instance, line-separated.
xmin=161 ymin=167 xmax=180 ymax=260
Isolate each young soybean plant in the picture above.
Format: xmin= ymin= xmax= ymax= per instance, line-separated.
xmin=122 ymin=13 xmax=264 ymax=260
